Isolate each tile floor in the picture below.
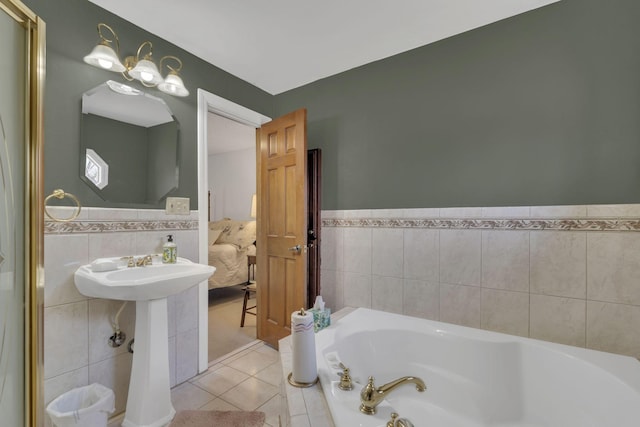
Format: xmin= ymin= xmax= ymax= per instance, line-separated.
xmin=109 ymin=341 xmax=282 ymax=427
xmin=175 ymin=342 xmax=281 ymax=426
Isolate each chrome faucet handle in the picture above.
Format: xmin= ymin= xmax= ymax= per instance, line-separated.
xmin=336 ymin=363 xmax=353 ymax=391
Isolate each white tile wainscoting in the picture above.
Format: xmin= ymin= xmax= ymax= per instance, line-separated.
xmin=43 ymin=207 xmax=199 ymax=425
xmin=320 ymin=204 xmax=640 ymax=360
xmin=285 ymin=204 xmax=640 ymax=425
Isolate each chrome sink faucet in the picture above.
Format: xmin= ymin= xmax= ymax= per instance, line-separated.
xmin=359 ymin=376 xmax=426 ymax=415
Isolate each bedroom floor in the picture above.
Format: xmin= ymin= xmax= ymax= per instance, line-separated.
xmin=208 ymin=285 xmax=257 ymax=361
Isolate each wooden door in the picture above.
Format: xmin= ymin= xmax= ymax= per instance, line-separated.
xmin=256 ymin=109 xmax=307 ymax=349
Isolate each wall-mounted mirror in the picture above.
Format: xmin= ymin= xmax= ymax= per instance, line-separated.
xmin=80 ymin=80 xmax=179 ymax=204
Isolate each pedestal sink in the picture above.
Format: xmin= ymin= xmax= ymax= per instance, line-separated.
xmin=74 ymin=257 xmax=215 ymax=427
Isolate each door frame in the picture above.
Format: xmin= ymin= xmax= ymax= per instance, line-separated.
xmin=196 ymin=89 xmax=270 ymax=372
xmin=0 ymin=0 xmax=46 ymax=424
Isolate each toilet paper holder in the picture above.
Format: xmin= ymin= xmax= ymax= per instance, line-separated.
xmin=287 ymin=372 xmax=319 ymax=388
xmin=288 ymin=307 xmax=319 ymax=388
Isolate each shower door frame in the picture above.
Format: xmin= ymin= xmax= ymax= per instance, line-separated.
xmin=0 ymin=0 xmax=46 ymax=425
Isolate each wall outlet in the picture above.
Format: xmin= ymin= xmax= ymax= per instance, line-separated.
xmin=165 ymin=197 xmax=190 ymax=215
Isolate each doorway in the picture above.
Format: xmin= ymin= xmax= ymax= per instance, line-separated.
xmin=206 ymin=112 xmax=259 ymax=362
xmin=196 ymin=91 xmax=321 ymax=369
xmin=196 ymin=90 xmax=271 ymax=371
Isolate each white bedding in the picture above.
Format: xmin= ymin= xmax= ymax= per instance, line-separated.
xmin=208 ymin=243 xmax=256 ymax=289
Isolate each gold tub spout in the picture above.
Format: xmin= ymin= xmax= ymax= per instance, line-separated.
xmin=359 ymin=376 xmax=426 ymax=415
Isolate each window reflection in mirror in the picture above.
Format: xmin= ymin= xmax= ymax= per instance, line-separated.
xmin=80 ymin=80 xmax=179 ymax=204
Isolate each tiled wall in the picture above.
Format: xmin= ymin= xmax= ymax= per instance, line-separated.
xmin=43 ymin=207 xmax=200 ymax=424
xmin=320 ymin=204 xmax=640 ymax=360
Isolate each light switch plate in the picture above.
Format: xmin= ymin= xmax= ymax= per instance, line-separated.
xmin=165 ymin=197 xmax=190 ymax=215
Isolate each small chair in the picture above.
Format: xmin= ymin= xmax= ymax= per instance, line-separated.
xmin=241 ymin=255 xmax=257 ymax=327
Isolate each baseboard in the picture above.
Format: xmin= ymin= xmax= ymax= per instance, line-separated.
xmin=208 ymin=339 xmax=262 ymax=366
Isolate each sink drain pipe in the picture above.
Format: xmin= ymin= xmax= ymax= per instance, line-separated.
xmin=108 ymin=301 xmax=128 ymax=347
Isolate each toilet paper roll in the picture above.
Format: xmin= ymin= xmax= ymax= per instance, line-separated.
xmin=291 ymin=309 xmax=317 ymax=384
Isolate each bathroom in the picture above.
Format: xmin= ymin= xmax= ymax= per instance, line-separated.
xmin=3 ymin=0 xmax=640 ymax=426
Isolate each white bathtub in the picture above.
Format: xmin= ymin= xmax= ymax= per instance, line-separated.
xmin=314 ymin=308 xmax=640 ymax=427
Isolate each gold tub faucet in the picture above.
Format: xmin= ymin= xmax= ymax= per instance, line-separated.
xmin=387 ymin=413 xmax=415 ymax=427
xmin=359 ymin=376 xmax=426 ymax=415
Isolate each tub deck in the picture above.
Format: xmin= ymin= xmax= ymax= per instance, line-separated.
xmin=280 ymin=307 xmax=640 ymax=427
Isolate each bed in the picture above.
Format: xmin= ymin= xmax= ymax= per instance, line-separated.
xmin=208 ymin=219 xmax=256 ymax=289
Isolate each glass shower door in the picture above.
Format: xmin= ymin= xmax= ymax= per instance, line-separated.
xmin=0 ymin=0 xmax=46 ymax=425
xmin=0 ymin=7 xmax=26 ymax=427
xmin=0 ymin=6 xmax=27 ymax=426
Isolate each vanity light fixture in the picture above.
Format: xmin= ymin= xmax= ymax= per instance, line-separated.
xmin=123 ymin=41 xmax=164 ymax=86
xmin=84 ymin=23 xmax=189 ymax=97
xmin=157 ymin=56 xmax=189 ymax=97
xmin=83 ymin=23 xmax=126 ymax=72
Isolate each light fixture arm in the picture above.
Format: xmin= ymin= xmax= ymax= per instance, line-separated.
xmin=136 ymin=41 xmax=155 ymax=61
xmin=97 ymin=23 xmax=121 ymax=57
xmin=160 ymin=55 xmax=183 ymax=75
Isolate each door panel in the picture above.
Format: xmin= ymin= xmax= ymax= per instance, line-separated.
xmin=267 ymin=256 xmax=284 ymax=324
xmin=285 ymin=165 xmax=297 ymax=234
xmin=285 ymin=126 xmax=297 ymax=152
xmin=257 ymin=109 xmax=307 ymax=348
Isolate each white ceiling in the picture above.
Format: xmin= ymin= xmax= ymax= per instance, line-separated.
xmin=87 ymin=0 xmax=560 ymax=95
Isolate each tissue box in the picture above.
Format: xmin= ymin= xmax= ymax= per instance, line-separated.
xmin=309 ymin=308 xmax=331 ymax=332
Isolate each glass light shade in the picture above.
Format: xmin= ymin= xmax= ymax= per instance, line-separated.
xmin=158 ymin=72 xmax=189 ymax=97
xmin=128 ymin=58 xmax=163 ymax=85
xmin=106 ymin=80 xmax=142 ymax=96
xmin=84 ymin=44 xmax=126 ymax=72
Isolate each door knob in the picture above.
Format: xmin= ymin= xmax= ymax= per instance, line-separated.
xmin=288 ymin=245 xmax=302 ymax=253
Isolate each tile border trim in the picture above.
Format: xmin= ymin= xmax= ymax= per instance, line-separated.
xmin=45 ymin=220 xmax=198 ymax=234
xmin=321 ymin=218 xmax=640 ymax=232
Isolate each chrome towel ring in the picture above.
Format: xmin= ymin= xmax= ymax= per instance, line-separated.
xmin=44 ymin=189 xmax=82 ymax=222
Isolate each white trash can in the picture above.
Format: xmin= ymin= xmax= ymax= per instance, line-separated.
xmin=46 ymin=383 xmax=115 ymax=427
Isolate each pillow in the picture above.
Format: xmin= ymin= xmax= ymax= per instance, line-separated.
xmin=209 ymin=219 xmax=233 ymax=231
xmin=208 ymin=229 xmax=222 ymax=246
xmin=216 ymin=220 xmax=256 ymax=249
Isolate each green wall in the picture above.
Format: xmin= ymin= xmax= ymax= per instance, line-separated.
xmin=25 ymin=0 xmax=274 ymax=209
xmin=25 ymin=0 xmax=640 ymax=211
xmin=274 ymin=0 xmax=640 ymax=210
xmin=147 ymin=121 xmax=180 ymax=203
xmin=81 ymin=114 xmax=148 ymax=203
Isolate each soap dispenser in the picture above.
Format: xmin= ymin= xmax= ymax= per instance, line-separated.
xmin=163 ymin=234 xmax=177 ymax=264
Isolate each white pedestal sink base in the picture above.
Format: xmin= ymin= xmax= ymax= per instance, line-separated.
xmin=122 ymin=299 xmax=176 ymax=427
xmin=73 ymin=258 xmax=215 ymax=426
